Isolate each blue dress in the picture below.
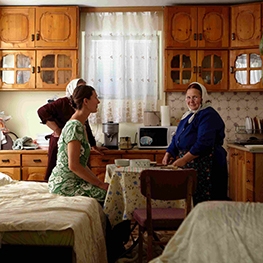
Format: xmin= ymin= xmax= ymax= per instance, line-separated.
xmin=167 ymin=107 xmax=228 ymax=205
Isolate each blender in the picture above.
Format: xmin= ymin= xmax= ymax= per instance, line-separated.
xmin=102 ymin=121 xmax=119 ymax=149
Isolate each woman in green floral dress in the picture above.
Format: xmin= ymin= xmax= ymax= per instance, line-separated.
xmin=48 ymin=85 xmax=108 ymax=203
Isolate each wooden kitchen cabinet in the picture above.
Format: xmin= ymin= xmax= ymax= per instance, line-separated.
xmin=230 ymin=3 xmax=261 ymax=48
xmin=0 ymin=153 xmax=21 ymax=180
xmin=228 ymin=145 xmax=263 ymax=202
xmin=229 ymin=49 xmax=262 ymax=91
xmin=21 ymin=152 xmax=48 ymax=181
xmin=0 ymin=49 xmax=77 ymax=90
xmin=164 ymin=6 xmax=229 ymax=49
xmin=0 ymin=6 xmax=79 ymax=49
xmin=165 ymin=49 xmax=228 ymax=91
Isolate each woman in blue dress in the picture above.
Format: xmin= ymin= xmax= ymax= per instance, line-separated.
xmin=162 ymin=82 xmax=228 ymax=205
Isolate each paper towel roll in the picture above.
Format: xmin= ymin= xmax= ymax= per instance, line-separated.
xmin=161 ymin=106 xmax=170 ymax=126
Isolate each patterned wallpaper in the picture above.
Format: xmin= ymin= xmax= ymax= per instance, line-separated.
xmin=167 ymin=91 xmax=263 ymax=148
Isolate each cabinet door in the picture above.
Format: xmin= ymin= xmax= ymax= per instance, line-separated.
xmin=165 ymin=49 xmax=197 ymax=91
xmin=0 ymin=50 xmax=36 ymax=90
xmin=231 ymin=3 xmax=261 ymax=48
xmin=164 ymin=6 xmax=229 ymax=48
xmin=0 ymin=7 xmax=35 ymax=48
xmin=229 ymin=49 xmax=262 ymax=91
xmin=165 ymin=49 xmax=228 ymax=91
xmin=198 ymin=6 xmax=229 ymax=48
xmin=164 ymin=6 xmax=197 ymax=48
xmin=35 ymin=6 xmax=78 ymax=48
xmin=197 ymin=50 xmax=228 ymax=91
xmin=22 ymin=167 xmax=46 ymax=181
xmin=0 ymin=167 xmax=21 ymax=180
xmin=36 ymin=50 xmax=78 ymax=90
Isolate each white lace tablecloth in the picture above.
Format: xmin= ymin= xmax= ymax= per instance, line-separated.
xmin=103 ymin=164 xmax=185 ymax=227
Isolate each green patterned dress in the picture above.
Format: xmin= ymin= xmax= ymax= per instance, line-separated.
xmin=48 ymin=119 xmax=106 ymax=203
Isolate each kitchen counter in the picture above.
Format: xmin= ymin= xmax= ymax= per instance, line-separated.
xmin=227 ymin=143 xmax=263 ymax=153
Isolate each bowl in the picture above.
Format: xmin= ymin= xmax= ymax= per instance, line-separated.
xmin=114 ymin=159 xmax=130 ymax=167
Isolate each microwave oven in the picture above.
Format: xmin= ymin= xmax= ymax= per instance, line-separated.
xmin=137 ymin=126 xmax=177 ymax=149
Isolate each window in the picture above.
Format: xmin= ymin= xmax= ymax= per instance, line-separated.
xmin=83 ymin=11 xmax=163 ymax=123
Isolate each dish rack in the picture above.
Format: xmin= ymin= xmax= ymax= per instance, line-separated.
xmin=235 ymin=126 xmax=263 ymax=142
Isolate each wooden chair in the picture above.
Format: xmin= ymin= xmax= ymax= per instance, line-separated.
xmin=133 ymin=168 xmax=197 ymax=263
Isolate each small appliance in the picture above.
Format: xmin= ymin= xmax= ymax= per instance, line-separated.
xmin=119 ymin=136 xmax=132 ymax=150
xmin=102 ymin=122 xmax=119 ymax=149
xmin=137 ymin=126 xmax=177 ymax=149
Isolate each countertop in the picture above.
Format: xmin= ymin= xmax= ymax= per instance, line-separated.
xmin=0 ymin=148 xmax=167 ymax=154
xmin=227 ymin=143 xmax=263 ymax=153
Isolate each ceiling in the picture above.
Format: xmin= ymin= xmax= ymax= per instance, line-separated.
xmin=0 ymin=0 xmax=261 ymax=7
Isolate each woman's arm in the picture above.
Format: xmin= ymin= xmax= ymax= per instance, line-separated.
xmin=67 ymin=140 xmax=108 ymax=190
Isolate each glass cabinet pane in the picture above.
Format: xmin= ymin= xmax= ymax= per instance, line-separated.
xmin=170 ymin=54 xmax=192 ymax=84
xmin=201 ymin=55 xmax=223 ymax=85
xmin=235 ymin=53 xmax=262 ymax=85
xmin=1 ymin=54 xmax=31 ymax=85
xmin=40 ymin=53 xmax=72 ymax=85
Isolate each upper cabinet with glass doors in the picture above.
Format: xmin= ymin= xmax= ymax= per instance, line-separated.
xmin=0 ymin=6 xmax=78 ymax=49
xmin=230 ymin=3 xmax=261 ymax=48
xmin=164 ymin=6 xmax=229 ymax=49
xmin=165 ymin=49 xmax=228 ymax=91
xmin=229 ymin=49 xmax=262 ymax=91
xmin=0 ymin=50 xmax=77 ymax=90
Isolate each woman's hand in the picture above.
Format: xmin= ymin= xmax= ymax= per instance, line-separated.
xmin=173 ymin=158 xmax=187 ymax=168
xmin=162 ymin=152 xmax=171 ymax=165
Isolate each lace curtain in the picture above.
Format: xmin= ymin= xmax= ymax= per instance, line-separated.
xmin=84 ymin=11 xmax=162 ymax=124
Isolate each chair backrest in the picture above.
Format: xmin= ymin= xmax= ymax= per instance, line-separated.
xmin=140 ymin=168 xmax=197 ymax=204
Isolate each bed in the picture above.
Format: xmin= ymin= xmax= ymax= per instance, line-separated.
xmin=0 ymin=173 xmax=108 ymax=263
xmin=150 ymin=200 xmax=263 ymax=263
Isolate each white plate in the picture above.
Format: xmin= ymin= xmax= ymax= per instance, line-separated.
xmin=245 ymin=117 xmax=252 ymax=134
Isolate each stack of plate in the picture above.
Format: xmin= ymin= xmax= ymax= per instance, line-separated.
xmin=114 ymin=159 xmax=130 ymax=167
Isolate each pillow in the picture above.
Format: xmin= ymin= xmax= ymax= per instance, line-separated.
xmin=0 ymin=172 xmax=13 ymax=186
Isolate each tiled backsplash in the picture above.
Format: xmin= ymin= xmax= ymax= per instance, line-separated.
xmin=167 ymin=91 xmax=263 ymax=146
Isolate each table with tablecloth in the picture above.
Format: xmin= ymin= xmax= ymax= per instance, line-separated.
xmin=103 ymin=164 xmax=185 ymax=227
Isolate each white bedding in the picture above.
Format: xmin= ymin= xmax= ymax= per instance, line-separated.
xmin=0 ymin=174 xmax=107 ymax=263
xmin=150 ymin=201 xmax=263 ymax=263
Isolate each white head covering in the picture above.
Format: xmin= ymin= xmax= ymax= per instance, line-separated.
xmin=65 ymin=78 xmax=82 ymax=98
xmin=181 ymin=82 xmax=211 ymax=123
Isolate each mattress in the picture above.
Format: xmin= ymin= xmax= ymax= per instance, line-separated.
xmin=0 ymin=173 xmax=108 ymax=263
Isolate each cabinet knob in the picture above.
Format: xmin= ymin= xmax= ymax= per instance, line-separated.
xmin=31 ymin=34 xmax=35 ymax=41
xmin=199 ymin=33 xmax=203 ymax=40
xmin=230 ymin=66 xmax=234 ymax=74
xmin=33 ymin=159 xmax=42 ymax=163
xmin=194 ymin=33 xmax=197 ymax=41
xmin=36 ymin=33 xmax=40 ymax=41
xmin=32 ymin=67 xmax=35 ymax=74
xmin=37 ymin=66 xmax=41 ymax=73
xmin=231 ymin=33 xmax=236 ymax=40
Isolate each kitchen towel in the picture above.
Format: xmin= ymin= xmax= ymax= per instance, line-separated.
xmin=161 ymin=105 xmax=170 ymax=126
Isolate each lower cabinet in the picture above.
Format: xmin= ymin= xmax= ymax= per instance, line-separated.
xmin=0 ymin=150 xmax=48 ymax=181
xmin=0 ymin=153 xmax=21 ymax=180
xmin=22 ymin=153 xmax=48 ymax=181
xmin=89 ymin=150 xmax=166 ymax=182
xmin=228 ymin=145 xmax=263 ymax=202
